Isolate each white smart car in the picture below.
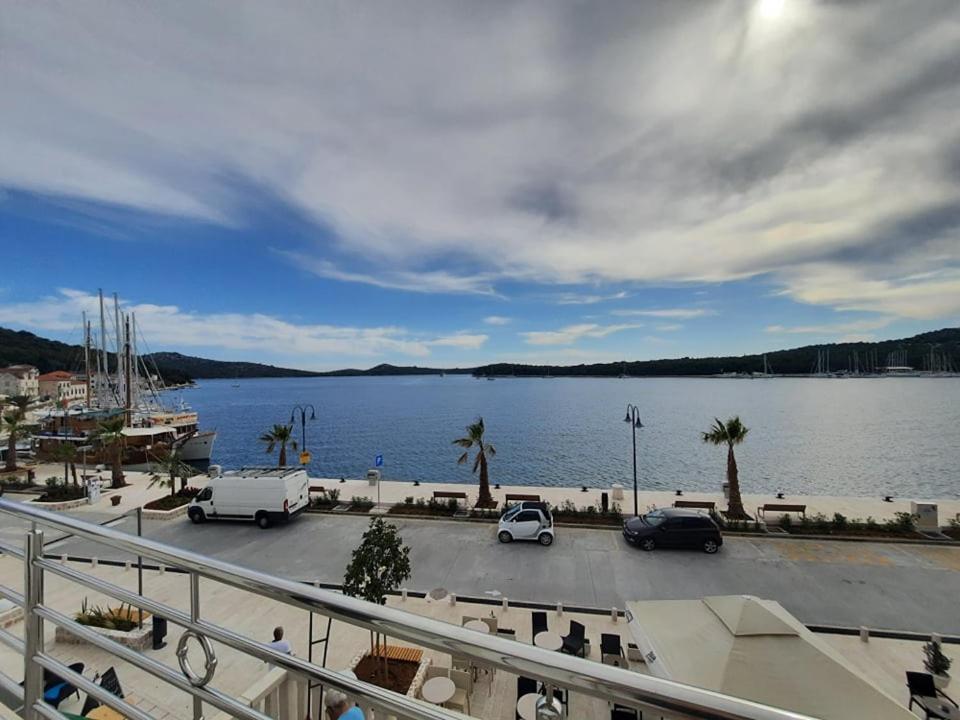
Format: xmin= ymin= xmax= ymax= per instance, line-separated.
xmin=497 ymin=502 xmax=555 ymax=546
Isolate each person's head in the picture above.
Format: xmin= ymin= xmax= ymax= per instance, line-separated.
xmin=273 ymin=626 xmax=284 ymax=642
xmin=324 ymin=690 xmax=349 ymax=719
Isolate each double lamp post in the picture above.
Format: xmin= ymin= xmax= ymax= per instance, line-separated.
xmin=623 ymin=403 xmax=643 ymax=518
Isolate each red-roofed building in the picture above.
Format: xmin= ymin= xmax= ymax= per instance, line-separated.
xmin=38 ymin=371 xmax=87 ymax=406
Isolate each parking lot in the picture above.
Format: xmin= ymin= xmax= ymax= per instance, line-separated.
xmin=16 ymin=511 xmax=959 ymax=635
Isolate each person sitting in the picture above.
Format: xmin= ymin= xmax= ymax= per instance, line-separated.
xmin=266 ymin=626 xmax=292 ymax=655
xmin=324 ymin=689 xmax=364 ymax=719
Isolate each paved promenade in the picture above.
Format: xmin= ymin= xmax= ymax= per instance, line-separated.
xmin=36 ymin=512 xmax=960 ymax=636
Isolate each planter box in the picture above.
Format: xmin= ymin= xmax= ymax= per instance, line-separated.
xmin=347 ymin=647 xmax=431 ymax=699
xmin=56 ymin=619 xmax=153 ymax=651
xmin=142 ymin=503 xmax=191 ymax=521
xmin=28 ymin=496 xmax=89 ymax=512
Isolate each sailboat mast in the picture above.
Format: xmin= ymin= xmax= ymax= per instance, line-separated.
xmin=83 ymin=312 xmax=92 ymax=405
xmin=132 ymin=312 xmax=140 ymax=409
xmin=98 ymin=289 xmax=109 ymax=403
xmin=113 ymin=293 xmax=123 ymax=404
xmin=124 ymin=315 xmax=133 ymax=424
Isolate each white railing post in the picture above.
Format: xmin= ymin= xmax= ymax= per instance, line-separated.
xmin=23 ymin=529 xmax=45 ymax=720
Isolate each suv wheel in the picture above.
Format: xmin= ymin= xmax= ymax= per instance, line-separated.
xmin=703 ymin=538 xmax=720 ymax=554
xmin=538 ymin=533 xmax=553 ymax=546
xmin=498 ymin=530 xmax=513 ymax=543
xmin=639 ymin=537 xmax=656 ymax=551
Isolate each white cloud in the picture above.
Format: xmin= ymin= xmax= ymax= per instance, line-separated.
xmin=483 ymin=316 xmax=511 ymax=325
xmin=612 ymin=308 xmax=715 ymax=319
xmin=2 ymin=3 xmax=960 ymax=317
xmin=656 ymin=323 xmax=683 ymax=331
xmin=553 ymin=291 xmax=629 ymax=305
xmin=521 ymin=323 xmax=642 ymax=346
xmin=765 ymin=317 xmax=893 ymax=334
xmin=0 ymin=289 xmax=485 ymax=363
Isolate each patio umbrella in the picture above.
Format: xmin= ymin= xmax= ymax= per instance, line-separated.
xmin=625 ymin=595 xmax=915 ymax=720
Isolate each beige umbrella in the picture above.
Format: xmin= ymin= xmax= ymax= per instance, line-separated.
xmin=626 ymin=595 xmax=915 ymax=720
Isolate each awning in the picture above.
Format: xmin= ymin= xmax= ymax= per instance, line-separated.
xmin=626 ymin=595 xmax=915 ymax=720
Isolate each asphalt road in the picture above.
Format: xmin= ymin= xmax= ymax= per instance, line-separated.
xmin=22 ymin=511 xmax=960 ymax=635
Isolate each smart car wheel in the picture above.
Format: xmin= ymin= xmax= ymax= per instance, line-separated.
xmin=639 ymin=537 xmax=656 ymax=551
xmin=703 ymin=539 xmax=720 ymax=554
xmin=538 ymin=533 xmax=553 ymax=546
xmin=498 ymin=530 xmax=513 ymax=543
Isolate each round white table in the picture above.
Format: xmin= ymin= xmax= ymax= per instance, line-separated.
xmin=421 ymin=676 xmax=455 ymax=705
xmin=464 ymin=619 xmax=490 ymax=634
xmin=534 ymin=631 xmax=563 ymax=651
xmin=517 ymin=692 xmax=562 ymax=720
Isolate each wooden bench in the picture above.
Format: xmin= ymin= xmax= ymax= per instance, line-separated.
xmin=433 ymin=491 xmax=467 ymax=502
xmin=757 ymin=503 xmax=806 ymax=521
xmin=505 ymin=493 xmax=541 ymax=503
xmin=308 ymin=485 xmax=325 ymax=494
xmin=370 ymin=645 xmax=424 ymax=663
xmin=673 ymin=500 xmax=715 ymax=510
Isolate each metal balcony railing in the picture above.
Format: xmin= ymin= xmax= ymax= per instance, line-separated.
xmin=0 ymin=499 xmax=814 ymax=720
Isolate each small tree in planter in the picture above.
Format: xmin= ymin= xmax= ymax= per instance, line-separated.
xmin=924 ymin=637 xmax=952 ymax=688
xmin=343 ymin=518 xmax=412 ymax=688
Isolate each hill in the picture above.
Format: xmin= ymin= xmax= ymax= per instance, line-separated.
xmin=147 ymin=352 xmax=324 ymax=380
xmin=472 ymin=327 xmax=960 ymax=377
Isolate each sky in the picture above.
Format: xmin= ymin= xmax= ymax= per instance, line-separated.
xmin=1 ymin=0 xmax=959 ymax=371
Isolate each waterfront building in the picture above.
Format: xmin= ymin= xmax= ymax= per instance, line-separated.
xmin=0 ymin=365 xmax=40 ymax=399
xmin=37 ymin=370 xmax=88 ymax=406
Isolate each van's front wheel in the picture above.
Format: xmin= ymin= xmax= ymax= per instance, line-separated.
xmin=256 ymin=512 xmax=270 ymax=529
xmin=188 ymin=508 xmax=205 ymax=524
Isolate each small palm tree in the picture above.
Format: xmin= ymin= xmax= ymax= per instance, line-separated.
xmin=6 ymin=395 xmax=31 ymax=419
xmin=453 ymin=417 xmax=496 ymax=508
xmin=94 ymin=417 xmax=127 ymax=488
xmin=2 ymin=413 xmax=31 ymax=472
xmin=149 ymin=447 xmax=196 ymax=497
xmin=49 ymin=443 xmax=79 ymax=487
xmin=702 ymin=416 xmax=750 ymax=519
xmin=260 ymin=424 xmax=297 ymax=467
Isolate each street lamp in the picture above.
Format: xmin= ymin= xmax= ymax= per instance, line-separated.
xmin=290 ymin=404 xmax=316 ymax=464
xmin=623 ymin=403 xmax=644 ymax=518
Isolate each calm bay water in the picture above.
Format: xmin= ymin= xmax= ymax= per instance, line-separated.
xmin=176 ymin=375 xmax=960 ymax=499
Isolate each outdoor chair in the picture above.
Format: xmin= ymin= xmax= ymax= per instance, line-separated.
xmin=424 ymin=664 xmax=451 ymax=682
xmin=42 ymin=662 xmax=84 ymax=709
xmin=461 ymin=615 xmax=479 ymax=626
xmin=561 ymin=620 xmax=586 ymax=657
xmin=516 ymin=677 xmax=538 ymax=720
xmin=446 ymin=667 xmax=472 ymax=715
xmin=611 ymin=704 xmax=641 ymax=720
xmin=481 ymin=616 xmax=498 ymax=634
xmin=601 ymin=633 xmax=626 ymax=667
xmin=532 ymin=611 xmax=548 ymax=639
xmin=907 ymin=671 xmax=957 ymax=719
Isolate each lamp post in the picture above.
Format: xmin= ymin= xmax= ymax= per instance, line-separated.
xmin=289 ymin=404 xmax=316 ymax=462
xmin=623 ymin=403 xmax=643 ymax=518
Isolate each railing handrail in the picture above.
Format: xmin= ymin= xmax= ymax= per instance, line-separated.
xmin=0 ymin=499 xmax=814 ymax=720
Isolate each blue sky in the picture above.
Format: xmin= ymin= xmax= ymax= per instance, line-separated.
xmin=2 ymin=1 xmax=959 ymax=371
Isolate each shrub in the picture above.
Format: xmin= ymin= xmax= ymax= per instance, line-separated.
xmin=864 ymin=516 xmax=879 ymax=532
xmin=403 ymin=496 xmax=414 ymax=505
xmin=885 ymin=512 xmax=915 ymax=533
xmin=177 ymin=486 xmax=201 ymax=498
xmin=446 ymin=497 xmax=458 ymax=512
xmin=75 ymin=598 xmax=141 ymax=632
xmin=924 ymin=639 xmax=953 ymax=676
xmin=810 ymin=512 xmax=830 ymax=533
xmin=328 ymin=488 xmax=341 ymax=503
xmin=350 ymin=496 xmax=374 ymax=510
xmin=779 ymin=514 xmax=792 ymax=531
xmin=831 ymin=513 xmax=848 ymax=531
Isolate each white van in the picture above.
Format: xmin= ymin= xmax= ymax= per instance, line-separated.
xmin=188 ymin=467 xmax=309 ymax=529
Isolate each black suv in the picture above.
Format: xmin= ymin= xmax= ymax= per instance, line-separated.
xmin=623 ymin=507 xmax=723 ymax=554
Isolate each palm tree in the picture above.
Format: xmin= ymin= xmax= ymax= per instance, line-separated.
xmin=2 ymin=413 xmax=30 ymax=472
xmin=453 ymin=417 xmax=496 ymax=508
xmin=6 ymin=395 xmax=31 ymax=419
xmin=701 ymin=416 xmax=750 ymax=519
xmin=94 ymin=417 xmax=127 ymax=488
xmin=48 ymin=443 xmax=79 ymax=487
xmin=260 ymin=424 xmax=297 ymax=467
xmin=149 ymin=447 xmax=196 ymax=497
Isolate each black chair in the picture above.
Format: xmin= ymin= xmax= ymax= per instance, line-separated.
xmin=907 ymin=671 xmax=957 ymax=719
xmin=561 ymin=620 xmax=586 ymax=657
xmin=532 ymin=611 xmax=548 ymax=639
xmin=601 ymin=633 xmax=626 ymax=665
xmin=41 ymin=662 xmax=84 ymax=709
xmin=612 ymin=704 xmax=641 ymax=720
xmin=516 ymin=677 xmax=539 ymax=720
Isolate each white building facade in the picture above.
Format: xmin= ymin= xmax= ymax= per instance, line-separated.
xmin=0 ymin=365 xmax=40 ymax=399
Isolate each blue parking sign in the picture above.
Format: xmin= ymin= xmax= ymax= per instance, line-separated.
xmin=375 ymin=454 xmax=383 ymax=467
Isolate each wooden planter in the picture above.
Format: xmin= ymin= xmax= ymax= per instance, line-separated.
xmin=347 ymin=646 xmax=430 ymax=698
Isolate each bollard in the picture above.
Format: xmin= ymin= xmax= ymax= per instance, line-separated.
xmin=124 ymin=561 xmax=131 ymax=572
xmin=502 ymin=597 xmax=509 ymax=611
xmin=557 ymin=602 xmax=563 ymax=617
xmin=611 ymin=607 xmax=618 ymax=623
xmin=91 ymin=557 xmax=98 ymax=568
xmin=60 ymin=555 xmax=67 ymax=565
xmin=449 ymin=593 xmax=457 ymax=606
xmin=158 ymin=564 xmax=165 ymax=575
xmin=401 ymin=588 xmax=408 ymax=602
xmin=859 ymin=626 xmax=869 ymax=643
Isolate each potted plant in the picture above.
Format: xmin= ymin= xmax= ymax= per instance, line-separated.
xmin=924 ymin=637 xmax=953 ymax=689
xmin=110 ymin=495 xmax=121 ymax=506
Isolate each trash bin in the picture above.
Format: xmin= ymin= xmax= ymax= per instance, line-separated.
xmin=611 ymin=483 xmax=624 ymax=501
xmin=152 ymin=616 xmax=168 ymax=650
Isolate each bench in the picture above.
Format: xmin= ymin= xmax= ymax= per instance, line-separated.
xmin=757 ymin=503 xmax=806 ymax=521
xmin=433 ymin=491 xmax=467 ymax=502
xmin=308 ymin=485 xmax=325 ymax=494
xmin=505 ymin=493 xmax=540 ymax=503
xmin=673 ymin=500 xmax=715 ymax=510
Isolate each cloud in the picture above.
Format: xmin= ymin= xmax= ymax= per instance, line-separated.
xmin=521 ymin=323 xmax=642 ymax=346
xmin=611 ymin=308 xmax=715 ymax=319
xmin=656 ymin=323 xmax=683 ymax=331
xmin=765 ymin=317 xmax=893 ymax=334
xmin=2 ymin=3 xmax=960 ymax=318
xmin=0 ymin=289 xmax=485 ymax=362
xmin=553 ymin=291 xmax=629 ymax=305
xmin=277 ymin=251 xmax=499 ymax=296
xmin=483 ymin=316 xmax=511 ymax=325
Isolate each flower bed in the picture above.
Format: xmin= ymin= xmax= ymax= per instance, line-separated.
xmin=768 ymin=511 xmax=920 ymax=539
xmin=36 ymin=482 xmax=87 ymax=503
xmin=143 ymin=486 xmax=201 ymax=511
xmin=56 ymin=600 xmax=153 ymax=650
xmin=551 ymin=499 xmax=623 ymax=526
xmin=310 ymin=488 xmax=342 ymax=510
xmin=388 ymin=497 xmax=461 ymax=517
xmin=347 ymin=647 xmax=430 ymax=697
